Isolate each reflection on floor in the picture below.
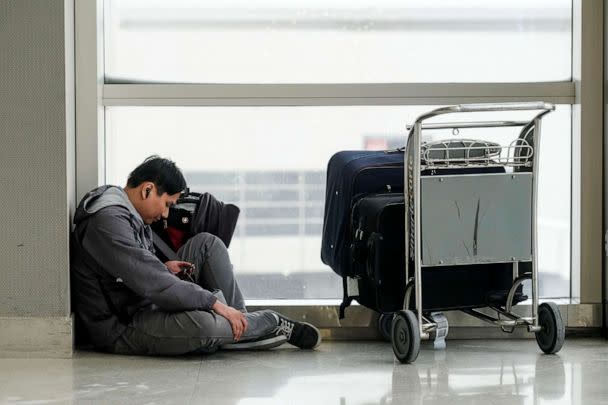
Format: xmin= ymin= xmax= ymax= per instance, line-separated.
xmin=0 ymin=338 xmax=607 ymax=404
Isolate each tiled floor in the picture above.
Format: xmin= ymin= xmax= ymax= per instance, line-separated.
xmin=1 ymin=338 xmax=607 ymax=404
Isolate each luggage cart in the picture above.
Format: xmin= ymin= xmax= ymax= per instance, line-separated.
xmin=391 ymin=102 xmax=565 ymax=363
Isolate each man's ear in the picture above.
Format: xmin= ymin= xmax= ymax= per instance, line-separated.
xmin=142 ymin=182 xmax=154 ymax=199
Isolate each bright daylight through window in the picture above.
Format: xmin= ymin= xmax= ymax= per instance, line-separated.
xmin=103 ymin=0 xmax=573 ymax=300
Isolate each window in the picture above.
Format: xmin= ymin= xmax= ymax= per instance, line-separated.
xmin=106 ymin=106 xmax=572 ymax=299
xmin=94 ymin=0 xmax=576 ymax=301
xmin=104 ymin=0 xmax=571 ymax=83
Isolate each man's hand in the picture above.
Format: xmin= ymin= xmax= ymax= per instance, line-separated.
xmin=165 ymin=260 xmax=194 ymax=275
xmin=212 ymin=300 xmax=248 ymax=341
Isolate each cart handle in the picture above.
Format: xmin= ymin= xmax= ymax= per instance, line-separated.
xmin=411 ymin=102 xmax=555 ymax=127
xmin=453 ymin=102 xmax=555 ymax=113
xmin=406 ymin=120 xmax=530 ymax=131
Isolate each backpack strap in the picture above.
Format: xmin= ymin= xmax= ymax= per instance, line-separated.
xmin=152 ymin=230 xmax=178 ymax=261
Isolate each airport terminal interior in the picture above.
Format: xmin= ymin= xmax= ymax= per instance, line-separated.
xmin=1 ymin=1 xmax=608 ymax=404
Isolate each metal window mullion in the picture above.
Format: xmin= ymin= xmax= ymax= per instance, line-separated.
xmin=76 ymin=0 xmax=105 ymax=201
xmin=102 ymin=82 xmax=575 ymax=107
xmin=572 ymin=0 xmax=603 ymax=304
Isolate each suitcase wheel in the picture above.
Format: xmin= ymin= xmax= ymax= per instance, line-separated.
xmin=377 ymin=313 xmax=393 ymax=342
xmin=535 ymin=302 xmax=565 ymax=355
xmin=391 ymin=310 xmax=420 ymax=364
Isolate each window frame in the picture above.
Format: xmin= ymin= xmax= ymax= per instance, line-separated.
xmin=75 ymin=0 xmax=602 ymax=311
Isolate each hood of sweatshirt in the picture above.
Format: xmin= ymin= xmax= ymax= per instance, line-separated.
xmin=74 ymin=185 xmax=143 ymax=225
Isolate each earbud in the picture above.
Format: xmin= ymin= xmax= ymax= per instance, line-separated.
xmin=145 ymin=188 xmax=151 ymax=198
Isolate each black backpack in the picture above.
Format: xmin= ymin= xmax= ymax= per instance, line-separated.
xmin=150 ymin=189 xmax=240 ymax=261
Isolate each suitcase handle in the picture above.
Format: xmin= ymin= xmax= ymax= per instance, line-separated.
xmin=350 ymin=238 xmax=367 ymax=265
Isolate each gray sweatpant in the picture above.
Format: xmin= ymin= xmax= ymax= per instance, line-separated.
xmin=112 ymin=233 xmax=279 ymax=356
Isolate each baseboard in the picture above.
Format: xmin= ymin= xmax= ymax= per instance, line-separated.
xmin=251 ymin=302 xmax=602 ymax=341
xmin=0 ymin=316 xmax=73 ymax=358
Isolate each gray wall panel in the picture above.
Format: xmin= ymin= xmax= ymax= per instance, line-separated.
xmin=604 ymin=0 xmax=608 ymax=336
xmin=0 ymin=1 xmax=70 ymax=317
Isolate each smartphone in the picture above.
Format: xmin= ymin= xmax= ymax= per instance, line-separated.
xmin=178 ymin=264 xmax=195 ymax=281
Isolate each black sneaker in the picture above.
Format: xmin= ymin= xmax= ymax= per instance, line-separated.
xmin=274 ymin=316 xmax=321 ymax=350
xmin=220 ymin=333 xmax=287 ymax=351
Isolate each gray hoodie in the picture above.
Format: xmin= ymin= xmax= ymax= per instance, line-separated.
xmin=71 ymin=185 xmax=217 ymax=349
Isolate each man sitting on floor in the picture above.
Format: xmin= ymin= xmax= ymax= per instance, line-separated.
xmin=71 ymin=156 xmax=321 ymax=355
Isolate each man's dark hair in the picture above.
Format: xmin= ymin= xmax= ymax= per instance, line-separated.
xmin=127 ymin=156 xmax=187 ymax=195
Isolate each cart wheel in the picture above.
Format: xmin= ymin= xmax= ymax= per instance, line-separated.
xmin=378 ymin=313 xmax=393 ymax=342
xmin=391 ymin=310 xmax=420 ymax=364
xmin=535 ymin=302 xmax=565 ymax=354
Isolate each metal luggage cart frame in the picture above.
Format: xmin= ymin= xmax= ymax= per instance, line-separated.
xmin=391 ymin=102 xmax=565 ymax=363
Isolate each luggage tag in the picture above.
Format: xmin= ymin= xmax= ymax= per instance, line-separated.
xmin=430 ymin=312 xmax=449 ymax=350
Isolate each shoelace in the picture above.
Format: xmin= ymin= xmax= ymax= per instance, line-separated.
xmin=275 ymin=319 xmax=295 ymax=340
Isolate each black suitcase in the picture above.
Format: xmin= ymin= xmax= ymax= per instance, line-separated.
xmin=349 ymin=193 xmax=406 ymax=312
xmin=321 ymin=149 xmax=405 ymax=278
xmin=350 ymin=193 xmax=527 ymax=314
